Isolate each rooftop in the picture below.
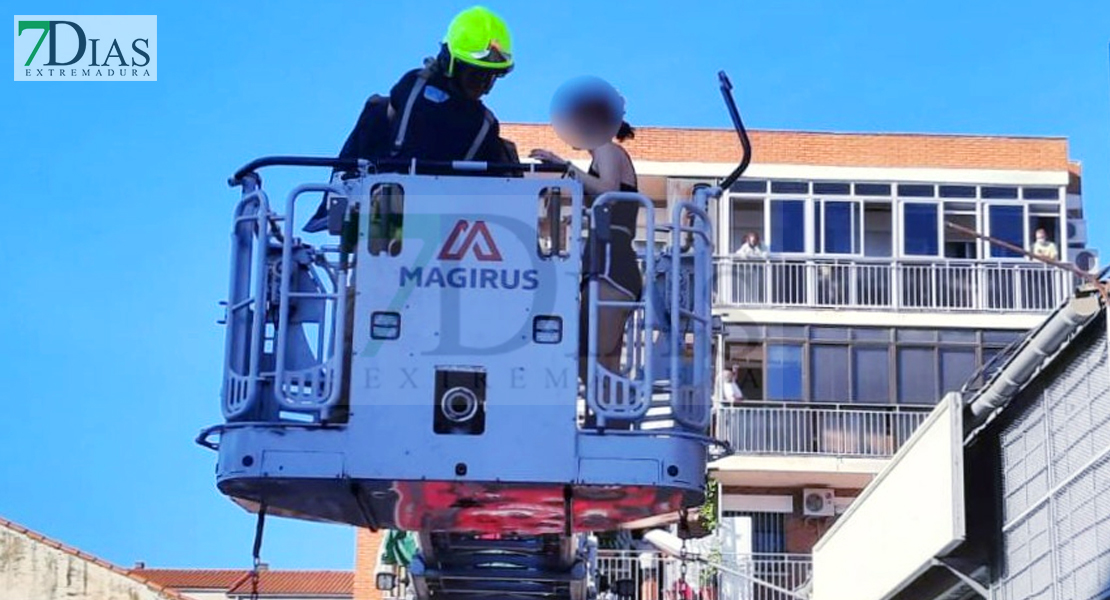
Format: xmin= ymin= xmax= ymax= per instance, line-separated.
xmin=132 ymin=568 xmax=354 ymax=597
xmin=501 ymin=123 xmax=1078 ymax=174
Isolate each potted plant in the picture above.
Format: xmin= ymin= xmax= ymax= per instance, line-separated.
xmin=696 ymin=477 xmax=721 ymax=600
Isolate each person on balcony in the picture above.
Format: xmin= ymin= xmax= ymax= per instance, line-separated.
xmin=715 ymin=368 xmax=743 ymax=408
xmin=1029 ymin=227 xmax=1060 ymax=310
xmin=733 ymin=232 xmax=767 ymax=304
xmin=1031 ymin=228 xmax=1059 ymax=261
xmin=735 ymin=231 xmax=767 ymax=259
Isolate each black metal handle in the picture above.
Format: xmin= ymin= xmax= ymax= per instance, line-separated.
xmin=229 ymin=156 xmax=569 ymax=188
xmin=717 ymin=71 xmax=753 ymax=191
xmin=229 ymin=156 xmax=363 ymax=187
xmin=546 ymin=187 xmax=563 ymax=256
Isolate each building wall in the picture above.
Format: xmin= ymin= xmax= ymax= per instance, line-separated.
xmin=500 ymin=124 xmax=1072 ymax=172
xmin=353 ymin=529 xmax=386 ymax=600
xmin=992 ymin=312 xmax=1110 ymax=599
xmin=721 ymin=487 xmax=862 ymax=555
xmin=0 ymin=525 xmax=178 ymax=600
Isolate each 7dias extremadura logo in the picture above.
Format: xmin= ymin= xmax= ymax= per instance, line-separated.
xmin=14 ymin=15 xmax=157 ymax=81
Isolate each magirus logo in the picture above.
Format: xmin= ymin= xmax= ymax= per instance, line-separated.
xmin=438 ymin=220 xmax=504 ymax=262
xmin=401 ymin=220 xmax=539 ymax=291
xmin=14 ymin=16 xmax=157 ymax=81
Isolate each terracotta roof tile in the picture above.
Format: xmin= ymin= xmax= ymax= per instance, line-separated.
xmin=0 ymin=516 xmax=188 ymax=600
xmin=132 ymin=568 xmax=355 ymax=597
xmin=225 ymin=570 xmax=354 ymax=596
xmin=128 ymin=569 xmax=252 ymax=590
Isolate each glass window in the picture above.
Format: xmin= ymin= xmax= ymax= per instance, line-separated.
xmin=939 ymin=185 xmax=976 ymax=198
xmin=811 ymin=327 xmax=850 ymax=341
xmin=814 ymin=182 xmax=851 ymax=195
xmin=728 ymin=324 xmax=763 ymax=342
xmin=367 ymin=183 xmax=405 ymax=257
xmin=852 ymin=328 xmax=891 ymax=342
xmin=1023 ymin=187 xmax=1060 ymax=201
xmin=811 ymin=345 xmax=850 ymax=403
xmin=988 ymin=205 xmax=1025 ymax=258
xmin=730 ymin=180 xmax=767 ymax=194
xmin=770 ymin=200 xmax=805 ymax=253
xmin=903 ymin=203 xmax=939 ymax=256
xmin=864 ymin=204 xmax=893 ymax=257
xmin=727 ymin=343 xmax=764 ymax=401
xmin=940 ymin=348 xmax=977 ymax=394
xmin=896 ymin=329 xmax=936 ymax=342
xmin=725 ymin=512 xmax=785 ymax=553
xmin=980 ymin=348 xmax=1006 ymax=381
xmin=819 ymin=201 xmax=860 ymax=254
xmin=731 ymin=198 xmax=765 ymax=253
xmin=898 ymin=184 xmax=935 ymax=197
xmin=897 ymin=347 xmax=938 ymax=404
xmin=814 ymin=206 xmax=821 ymax=255
xmin=938 ymin=329 xmax=977 ymax=343
xmin=771 ymin=180 xmax=808 ymax=194
xmin=767 ymin=325 xmax=806 ymax=339
xmin=943 ymin=212 xmax=978 ymax=259
xmin=983 ymin=329 xmax=1024 ymax=345
xmin=766 ymin=344 xmax=804 ymax=401
xmin=982 ymin=186 xmax=1018 ymax=199
xmin=856 ymin=183 xmax=891 ymax=196
xmin=853 ymin=347 xmax=890 ymax=403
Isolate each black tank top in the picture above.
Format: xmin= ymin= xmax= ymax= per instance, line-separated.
xmin=586 ymin=157 xmax=639 ymax=239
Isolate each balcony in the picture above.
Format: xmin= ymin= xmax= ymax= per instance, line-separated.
xmin=595 ymin=550 xmax=812 ymax=600
xmin=711 ymin=404 xmax=932 ymax=488
xmin=714 ymin=257 xmax=1070 ymax=313
xmin=714 ymin=404 xmax=931 ymax=458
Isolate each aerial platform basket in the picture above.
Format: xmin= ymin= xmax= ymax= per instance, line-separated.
xmin=198 ymin=155 xmax=718 ymax=535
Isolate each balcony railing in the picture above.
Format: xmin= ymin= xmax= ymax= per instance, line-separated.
xmin=714 ymin=404 xmax=932 ymax=458
xmin=596 ymin=550 xmax=812 ymax=600
xmin=714 ymin=257 xmax=1071 ymax=313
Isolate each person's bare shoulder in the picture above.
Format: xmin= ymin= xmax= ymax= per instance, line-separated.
xmin=593 ymin=142 xmax=626 ymax=163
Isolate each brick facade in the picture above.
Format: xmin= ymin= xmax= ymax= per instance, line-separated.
xmin=501 ymin=123 xmax=1072 ymax=172
xmin=353 ymin=529 xmax=386 ymax=600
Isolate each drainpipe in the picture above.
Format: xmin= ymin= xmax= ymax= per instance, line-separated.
xmin=967 ymin=290 xmax=1101 ymax=426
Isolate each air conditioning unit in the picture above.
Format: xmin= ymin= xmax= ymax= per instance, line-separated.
xmin=802 ymin=488 xmax=836 ymax=517
xmin=1067 ymin=219 xmax=1088 ymax=246
xmin=1070 ymin=248 xmax=1100 ymax=273
xmin=1066 ymin=193 xmax=1083 ymax=213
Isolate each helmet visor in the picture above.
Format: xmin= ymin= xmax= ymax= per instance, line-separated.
xmin=469 ymin=43 xmax=512 ymax=66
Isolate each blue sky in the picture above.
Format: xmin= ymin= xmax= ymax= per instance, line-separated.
xmin=1 ymin=0 xmax=1108 ymax=571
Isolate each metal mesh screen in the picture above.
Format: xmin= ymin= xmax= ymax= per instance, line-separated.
xmin=996 ymin=318 xmax=1110 ymax=600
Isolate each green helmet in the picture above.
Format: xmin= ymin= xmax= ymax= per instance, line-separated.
xmin=443 ymin=6 xmax=513 ymax=74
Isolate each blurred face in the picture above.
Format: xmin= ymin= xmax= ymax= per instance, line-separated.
xmin=556 ymin=99 xmax=620 ymax=150
xmin=1036 ymin=229 xmax=1046 ymax=242
xmin=575 ymin=101 xmax=612 ymax=130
